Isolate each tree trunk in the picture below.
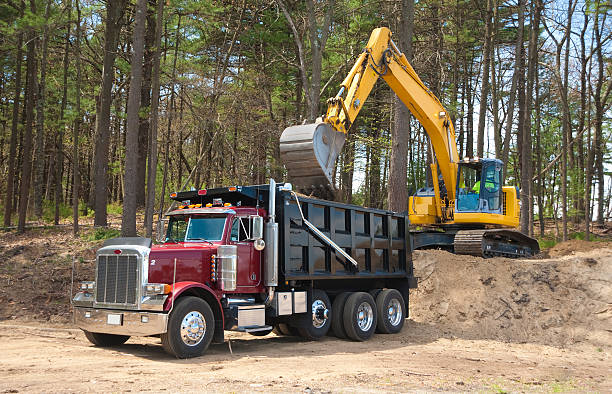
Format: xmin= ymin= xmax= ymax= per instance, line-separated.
xmin=144 ymin=0 xmax=164 ymax=238
xmin=72 ymin=0 xmax=82 ymax=235
xmin=476 ymin=0 xmax=493 ymax=158
xmin=515 ymin=0 xmax=526 ymax=235
xmin=560 ymin=0 xmax=574 ymax=241
xmin=593 ymin=4 xmax=610 ymax=226
xmin=465 ymin=59 xmax=474 ymax=158
xmin=93 ymin=0 xmax=127 ymax=227
xmin=277 ymin=0 xmax=335 ymax=122
xmin=137 ymin=5 xmax=156 ymax=207
xmin=159 ymin=14 xmax=181 ymax=218
xmin=388 ymin=0 xmax=414 ymax=212
xmin=520 ymin=0 xmax=541 ymax=235
xmin=17 ymin=0 xmax=38 ymax=233
xmin=55 ymin=1 xmax=71 ymax=225
xmin=122 ymin=0 xmax=148 ymax=236
xmin=33 ymin=0 xmax=52 ymax=218
xmin=3 ymin=19 xmax=23 ymax=228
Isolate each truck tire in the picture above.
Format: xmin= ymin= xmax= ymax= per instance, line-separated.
xmin=297 ymin=289 xmax=331 ymax=340
xmin=343 ymin=292 xmax=377 ymax=341
xmin=161 ymin=296 xmax=215 ymax=358
xmin=83 ymin=331 xmax=130 ymax=347
xmin=368 ymin=288 xmax=382 ymax=300
xmin=249 ymin=328 xmax=273 ymax=336
xmin=274 ymin=323 xmax=300 ymax=336
xmin=375 ymin=289 xmax=405 ymax=334
xmin=330 ymin=292 xmax=351 ymax=339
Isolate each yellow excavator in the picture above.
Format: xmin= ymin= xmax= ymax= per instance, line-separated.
xmin=280 ymin=27 xmax=539 ymax=258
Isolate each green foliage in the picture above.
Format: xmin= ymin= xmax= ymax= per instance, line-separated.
xmin=538 ymin=231 xmax=606 ymax=249
xmin=107 ymin=203 xmax=123 ymax=215
xmin=41 ymin=201 xmax=72 ymax=222
xmin=0 ymin=0 xmax=608 ymax=240
xmin=82 ymin=227 xmax=121 ymax=241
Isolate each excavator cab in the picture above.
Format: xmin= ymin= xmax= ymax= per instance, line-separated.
xmin=456 ymin=158 xmax=502 ymax=214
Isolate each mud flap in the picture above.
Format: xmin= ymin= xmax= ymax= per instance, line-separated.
xmin=279 ymin=123 xmax=345 ymax=193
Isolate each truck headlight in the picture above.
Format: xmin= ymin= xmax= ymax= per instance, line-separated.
xmin=144 ymin=283 xmax=172 ymax=296
xmin=79 ymin=281 xmax=95 ymax=291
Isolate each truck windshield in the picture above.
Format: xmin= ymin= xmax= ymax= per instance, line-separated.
xmin=166 ymin=215 xmax=226 ymax=243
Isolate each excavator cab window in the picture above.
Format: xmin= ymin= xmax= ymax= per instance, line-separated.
xmin=456 ymin=163 xmax=481 ymax=211
xmin=456 ymin=161 xmax=502 ymax=213
xmin=480 ymin=163 xmax=502 ymax=213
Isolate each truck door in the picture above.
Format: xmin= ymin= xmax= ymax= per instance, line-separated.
xmin=229 ymin=216 xmax=261 ymax=290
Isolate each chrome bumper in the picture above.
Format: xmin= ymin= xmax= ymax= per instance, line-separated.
xmin=74 ymin=307 xmax=168 ymax=336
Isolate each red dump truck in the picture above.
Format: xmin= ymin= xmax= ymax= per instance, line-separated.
xmin=73 ymin=180 xmax=417 ymax=358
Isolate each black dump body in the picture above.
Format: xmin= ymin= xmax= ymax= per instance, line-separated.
xmin=171 ymin=183 xmax=417 ymax=293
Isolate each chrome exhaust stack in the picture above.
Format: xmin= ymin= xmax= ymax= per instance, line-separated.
xmin=279 ymin=123 xmax=345 ymax=194
xmin=264 ymin=179 xmax=279 ymax=304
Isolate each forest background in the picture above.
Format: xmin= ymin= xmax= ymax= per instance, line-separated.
xmin=0 ymin=0 xmax=610 ymax=243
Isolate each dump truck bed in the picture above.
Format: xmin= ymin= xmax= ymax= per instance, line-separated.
xmin=277 ymin=191 xmax=413 ymax=282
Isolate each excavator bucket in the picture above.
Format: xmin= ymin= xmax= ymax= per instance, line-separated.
xmin=280 ymin=123 xmax=346 ymax=193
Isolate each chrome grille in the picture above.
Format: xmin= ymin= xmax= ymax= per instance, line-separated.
xmin=96 ymin=254 xmax=139 ymax=305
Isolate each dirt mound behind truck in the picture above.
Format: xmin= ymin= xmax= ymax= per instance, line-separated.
xmin=410 ymin=246 xmax=612 ymax=348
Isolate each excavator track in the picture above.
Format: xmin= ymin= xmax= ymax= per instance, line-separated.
xmin=454 ymin=229 xmax=540 ymax=258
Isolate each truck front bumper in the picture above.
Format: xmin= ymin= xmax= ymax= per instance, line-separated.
xmin=74 ymin=307 xmax=168 ymax=336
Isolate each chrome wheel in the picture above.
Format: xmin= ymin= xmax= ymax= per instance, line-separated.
xmin=356 ymin=302 xmax=374 ymax=332
xmin=180 ymin=311 xmax=206 ymax=346
xmin=387 ymin=298 xmax=402 ymax=326
xmin=311 ymin=299 xmax=329 ymax=329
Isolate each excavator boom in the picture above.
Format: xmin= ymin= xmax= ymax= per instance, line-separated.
xmin=280 ymin=27 xmax=459 ymax=197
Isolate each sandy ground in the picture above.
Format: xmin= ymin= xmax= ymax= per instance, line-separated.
xmin=0 ymin=320 xmax=609 ymax=393
xmin=0 ymin=228 xmax=611 ymax=392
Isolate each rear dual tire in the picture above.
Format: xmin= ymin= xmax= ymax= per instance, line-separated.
xmin=343 ymin=292 xmax=378 ymax=341
xmin=375 ymin=289 xmax=405 ymax=334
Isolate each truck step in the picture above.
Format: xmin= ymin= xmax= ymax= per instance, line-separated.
xmin=243 ymin=325 xmax=273 ymax=333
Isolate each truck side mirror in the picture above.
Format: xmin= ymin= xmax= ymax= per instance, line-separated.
xmin=251 ymin=216 xmax=264 ymax=240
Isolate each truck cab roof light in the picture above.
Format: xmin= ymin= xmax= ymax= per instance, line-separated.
xmin=228 ymin=186 xmax=237 ymax=192
xmin=170 ymin=192 xmax=177 ymax=198
xmin=224 ymin=203 xmax=232 ymax=207
xmin=205 ymin=203 xmax=213 ymax=207
xmin=198 ymin=189 xmax=207 ymax=195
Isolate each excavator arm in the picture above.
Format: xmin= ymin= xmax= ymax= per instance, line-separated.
xmin=280 ymin=27 xmax=460 ymax=199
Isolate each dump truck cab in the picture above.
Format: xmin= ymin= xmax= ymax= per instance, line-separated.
xmin=154 ymin=203 xmax=267 ymax=295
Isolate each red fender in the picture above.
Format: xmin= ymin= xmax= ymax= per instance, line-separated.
xmin=163 ymin=281 xmax=223 ymax=325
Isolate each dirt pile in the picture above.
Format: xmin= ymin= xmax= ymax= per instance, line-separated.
xmin=410 ymin=245 xmax=612 ymax=348
xmin=546 ymin=239 xmax=612 ymax=258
